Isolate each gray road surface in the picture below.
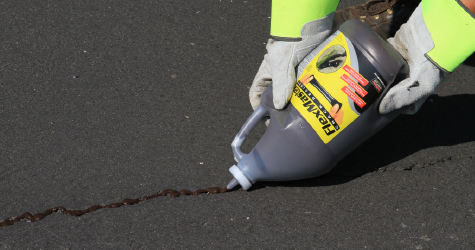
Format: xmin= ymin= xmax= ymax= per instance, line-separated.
xmin=1 ymin=0 xmax=474 ymax=249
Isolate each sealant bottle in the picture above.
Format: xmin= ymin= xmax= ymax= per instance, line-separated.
xmin=227 ymin=20 xmax=409 ymax=190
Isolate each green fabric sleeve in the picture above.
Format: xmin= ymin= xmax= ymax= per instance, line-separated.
xmin=271 ymin=0 xmax=339 ymax=40
xmin=422 ymin=0 xmax=475 ymax=72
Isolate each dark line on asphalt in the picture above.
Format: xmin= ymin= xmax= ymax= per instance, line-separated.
xmin=1 ymin=187 xmax=228 ymax=227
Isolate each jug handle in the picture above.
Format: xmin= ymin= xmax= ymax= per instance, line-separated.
xmin=231 ymin=105 xmax=269 ymax=162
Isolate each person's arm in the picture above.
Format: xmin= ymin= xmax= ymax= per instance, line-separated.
xmin=270 ymin=0 xmax=339 ymax=40
xmin=460 ymin=0 xmax=475 ymax=13
xmin=249 ymin=0 xmax=339 ymax=110
xmin=422 ymin=0 xmax=475 ymax=72
xmin=379 ymin=0 xmax=475 ymax=114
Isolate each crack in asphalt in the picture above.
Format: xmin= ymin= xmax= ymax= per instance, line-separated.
xmin=0 ymin=187 xmax=228 ymax=228
xmin=377 ymin=155 xmax=474 ymax=172
xmin=2 ymin=155 xmax=473 ymax=227
xmin=326 ymin=155 xmax=474 ymax=178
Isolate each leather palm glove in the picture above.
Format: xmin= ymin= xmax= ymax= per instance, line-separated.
xmin=380 ymin=1 xmax=475 ymax=114
xmin=249 ymin=14 xmax=334 ymax=110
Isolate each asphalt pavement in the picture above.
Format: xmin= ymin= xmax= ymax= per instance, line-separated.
xmin=1 ymin=0 xmax=475 ymax=249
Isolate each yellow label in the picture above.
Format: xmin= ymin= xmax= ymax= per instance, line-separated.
xmin=291 ymin=33 xmax=367 ymax=144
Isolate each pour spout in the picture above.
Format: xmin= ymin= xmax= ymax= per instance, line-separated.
xmin=226 ymin=178 xmax=240 ymax=190
xmin=228 ymin=165 xmax=252 ymax=190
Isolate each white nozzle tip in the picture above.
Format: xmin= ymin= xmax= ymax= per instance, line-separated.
xmin=226 ymin=178 xmax=239 ymax=190
xmin=229 ymin=165 xmax=252 ymax=190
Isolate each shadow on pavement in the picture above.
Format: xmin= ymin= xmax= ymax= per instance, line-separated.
xmin=250 ymin=94 xmax=475 ymax=190
xmin=463 ymin=53 xmax=475 ymax=67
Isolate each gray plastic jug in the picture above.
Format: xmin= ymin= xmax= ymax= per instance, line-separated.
xmin=227 ymin=20 xmax=410 ymax=190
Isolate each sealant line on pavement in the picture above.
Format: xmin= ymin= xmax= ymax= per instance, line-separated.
xmin=0 ymin=187 xmax=228 ymax=227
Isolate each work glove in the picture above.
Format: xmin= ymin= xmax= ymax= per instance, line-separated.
xmin=379 ymin=4 xmax=445 ymax=114
xmin=249 ymin=13 xmax=334 ymax=110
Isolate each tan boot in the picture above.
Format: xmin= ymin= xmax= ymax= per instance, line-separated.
xmin=331 ymin=0 xmax=420 ymax=39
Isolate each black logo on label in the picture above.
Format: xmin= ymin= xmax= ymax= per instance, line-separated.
xmin=293 ymin=81 xmax=340 ymax=136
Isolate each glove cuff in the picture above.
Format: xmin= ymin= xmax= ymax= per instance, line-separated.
xmin=391 ymin=4 xmax=445 ymax=73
